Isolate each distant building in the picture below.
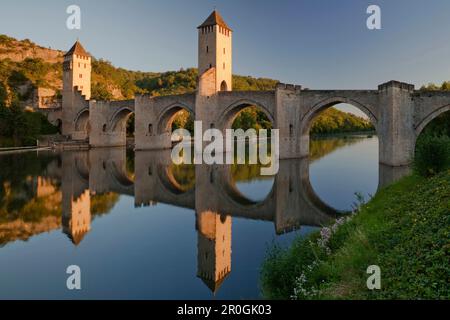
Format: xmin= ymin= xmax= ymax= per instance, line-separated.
xmin=32 ymin=87 xmax=61 ymax=109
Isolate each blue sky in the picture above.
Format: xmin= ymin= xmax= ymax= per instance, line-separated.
xmin=1 ymin=0 xmax=450 ymax=91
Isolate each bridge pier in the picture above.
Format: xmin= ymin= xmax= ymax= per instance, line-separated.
xmin=274 ymin=84 xmax=304 ymax=159
xmin=378 ymin=81 xmax=416 ymax=166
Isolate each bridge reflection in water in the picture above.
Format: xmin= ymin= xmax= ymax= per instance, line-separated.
xmin=54 ymin=147 xmax=409 ymax=293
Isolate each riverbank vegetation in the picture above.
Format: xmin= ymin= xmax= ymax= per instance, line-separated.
xmin=0 ymin=94 xmax=58 ymax=147
xmin=260 ymin=169 xmax=449 ymax=299
xmin=260 ymin=101 xmax=450 ymax=300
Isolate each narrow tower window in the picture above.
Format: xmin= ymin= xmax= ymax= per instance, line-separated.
xmin=206 ymin=46 xmax=209 ymax=53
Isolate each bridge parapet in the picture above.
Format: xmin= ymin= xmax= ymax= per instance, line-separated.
xmin=378 ymin=80 xmax=415 ymax=92
xmin=276 ymin=83 xmax=302 ymax=93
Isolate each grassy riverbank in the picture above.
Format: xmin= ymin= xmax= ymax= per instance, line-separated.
xmin=260 ymin=170 xmax=450 ymax=300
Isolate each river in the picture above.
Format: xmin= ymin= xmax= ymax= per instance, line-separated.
xmin=0 ymin=135 xmax=380 ymax=299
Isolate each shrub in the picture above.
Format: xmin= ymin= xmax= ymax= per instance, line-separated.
xmin=414 ymin=134 xmax=450 ymax=177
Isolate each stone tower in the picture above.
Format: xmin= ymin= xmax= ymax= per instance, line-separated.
xmin=198 ymin=10 xmax=232 ymax=92
xmin=63 ymin=41 xmax=91 ymax=99
xmin=197 ymin=211 xmax=232 ymax=294
xmin=62 ymin=41 xmax=91 ymax=137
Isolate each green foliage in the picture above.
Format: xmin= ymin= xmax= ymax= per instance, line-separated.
xmin=261 ymin=172 xmax=450 ymax=300
xmin=232 ymin=106 xmax=272 ymax=131
xmin=311 ymin=108 xmax=374 ymax=135
xmin=0 ymin=82 xmax=7 ymax=106
xmin=421 ymin=112 xmax=450 ymax=137
xmin=136 ymin=68 xmax=198 ymax=96
xmin=416 ymin=82 xmax=450 ymax=177
xmin=233 ymin=76 xmax=279 ymax=91
xmin=0 ymin=103 xmax=58 ymax=147
xmin=414 ymin=134 xmax=450 ymax=177
xmin=0 ymin=34 xmax=15 ymax=46
xmin=91 ymin=81 xmax=114 ymax=101
xmin=91 ymin=58 xmax=152 ymax=100
xmin=420 ymin=81 xmax=450 ymax=91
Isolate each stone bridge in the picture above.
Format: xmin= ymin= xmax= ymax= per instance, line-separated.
xmin=62 ymin=80 xmax=450 ymax=167
xmin=57 ymin=11 xmax=450 ymax=168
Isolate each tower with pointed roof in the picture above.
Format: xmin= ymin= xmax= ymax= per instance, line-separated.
xmin=63 ymin=41 xmax=91 ymax=100
xmin=62 ymin=41 xmax=92 ymax=137
xmin=198 ymin=10 xmax=232 ymax=92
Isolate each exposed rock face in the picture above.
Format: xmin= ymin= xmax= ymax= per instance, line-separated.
xmin=0 ymin=36 xmax=64 ymax=63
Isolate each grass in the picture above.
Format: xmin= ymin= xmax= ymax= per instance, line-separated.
xmin=260 ymin=170 xmax=450 ymax=300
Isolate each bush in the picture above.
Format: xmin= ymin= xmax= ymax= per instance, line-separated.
xmin=414 ymin=134 xmax=450 ymax=177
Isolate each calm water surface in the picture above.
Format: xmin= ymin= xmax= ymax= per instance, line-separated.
xmin=0 ymin=136 xmax=379 ymax=299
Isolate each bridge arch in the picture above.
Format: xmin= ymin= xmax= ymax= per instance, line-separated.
xmin=74 ymin=108 xmax=90 ymax=132
xmin=156 ymin=102 xmax=195 ymax=135
xmin=301 ymin=97 xmax=378 ymax=136
xmin=415 ymin=104 xmax=450 ymax=137
xmin=109 ymin=107 xmax=134 ymax=133
xmin=218 ymin=99 xmax=274 ymax=131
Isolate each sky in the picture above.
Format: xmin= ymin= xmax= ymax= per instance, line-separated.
xmin=1 ymin=0 xmax=450 ymax=92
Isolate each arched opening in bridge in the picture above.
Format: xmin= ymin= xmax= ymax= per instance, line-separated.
xmin=74 ymin=109 xmax=90 ymax=139
xmin=219 ymin=102 xmax=274 ymax=173
xmin=217 ymin=102 xmax=276 ymax=205
xmin=110 ymin=108 xmax=134 ymax=147
xmin=75 ymin=110 xmax=89 ymax=131
xmin=416 ymin=107 xmax=450 ymax=139
xmin=304 ymin=102 xmax=378 ymax=212
xmin=158 ymin=105 xmax=194 ymax=142
xmin=414 ymin=108 xmax=450 ymax=174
